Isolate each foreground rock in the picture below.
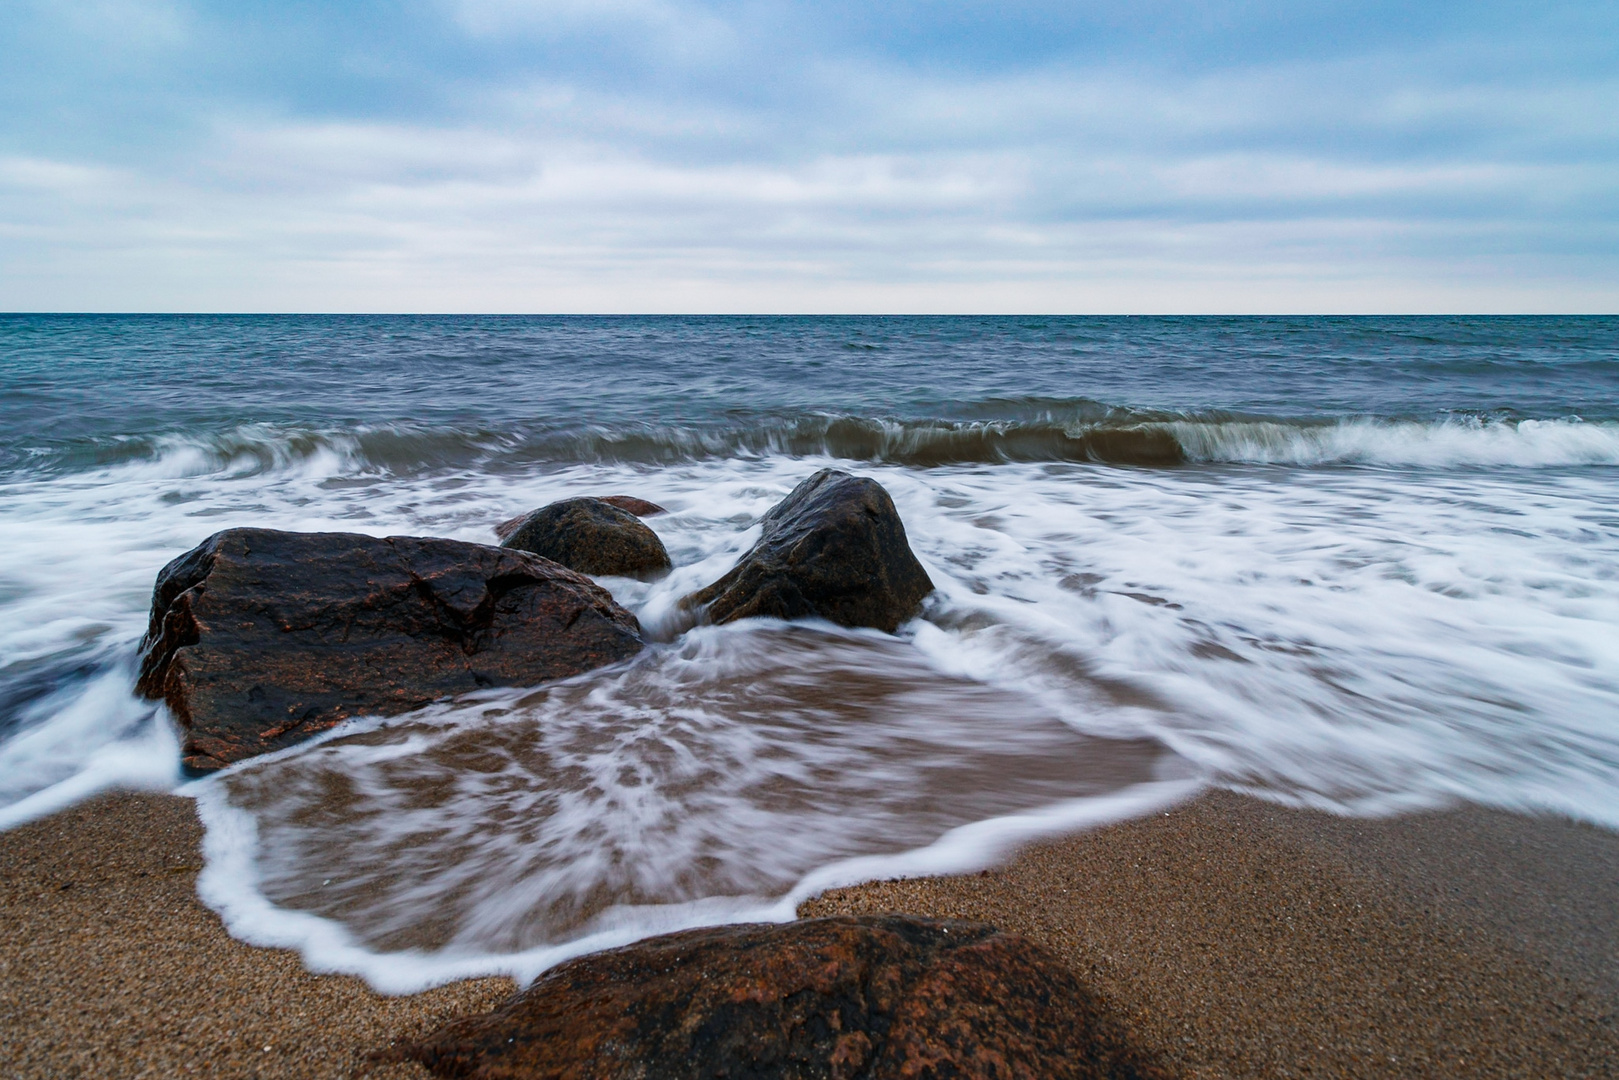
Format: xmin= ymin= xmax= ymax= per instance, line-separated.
xmin=498 ymin=497 xmax=672 ymax=579
xmin=397 ymin=915 xmax=1171 ymax=1080
xmin=136 ymin=528 xmax=643 ymax=773
xmin=683 ymin=469 xmax=933 ymax=633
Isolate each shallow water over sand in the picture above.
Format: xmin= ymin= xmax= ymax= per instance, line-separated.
xmin=215 ymin=626 xmax=1167 ymax=956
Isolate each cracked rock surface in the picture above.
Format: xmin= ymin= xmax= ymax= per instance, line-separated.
xmin=136 ymin=528 xmax=643 ymax=773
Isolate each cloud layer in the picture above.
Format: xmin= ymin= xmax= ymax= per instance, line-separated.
xmin=3 ymin=0 xmax=1616 ymax=311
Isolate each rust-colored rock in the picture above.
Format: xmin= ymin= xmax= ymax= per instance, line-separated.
xmin=683 ymin=469 xmax=933 ymax=633
xmin=499 ymin=498 xmax=672 ymax=580
xmin=599 ymin=495 xmax=666 ymax=517
xmin=395 ymin=915 xmax=1171 ymax=1080
xmin=136 ymin=528 xmax=644 ymax=774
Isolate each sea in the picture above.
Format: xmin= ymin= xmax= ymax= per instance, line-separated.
xmin=1 ymin=314 xmax=1616 ymax=991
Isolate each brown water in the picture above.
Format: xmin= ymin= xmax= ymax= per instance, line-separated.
xmin=218 ymin=623 xmax=1169 ymax=956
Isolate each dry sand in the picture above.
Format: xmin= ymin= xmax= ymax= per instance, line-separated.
xmin=3 ymin=788 xmax=1616 ymax=1079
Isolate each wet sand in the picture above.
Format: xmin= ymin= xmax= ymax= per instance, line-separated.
xmin=805 ymin=791 xmax=1619 ymax=1079
xmin=0 ymin=793 xmax=510 ymax=1080
xmin=3 ymin=789 xmax=1617 ymax=1079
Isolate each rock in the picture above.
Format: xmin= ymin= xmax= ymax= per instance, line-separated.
xmin=494 ymin=496 xmax=666 ymax=541
xmin=135 ymin=528 xmax=643 ymax=773
xmin=600 ymin=494 xmax=666 ymax=517
xmin=498 ymin=498 xmax=672 ymax=580
xmin=683 ymin=469 xmax=933 ymax=633
xmin=395 ymin=915 xmax=1171 ymax=1080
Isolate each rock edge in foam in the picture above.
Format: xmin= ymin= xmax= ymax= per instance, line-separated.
xmin=684 ymin=469 xmax=934 ymax=633
xmin=136 ymin=527 xmax=644 ymax=773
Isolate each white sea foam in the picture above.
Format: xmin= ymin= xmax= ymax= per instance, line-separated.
xmin=192 ymin=622 xmax=1171 ymax=981
xmin=3 ymin=433 xmax=1618 ymax=991
xmin=896 ymin=462 xmax=1619 ymax=823
xmin=17 ymin=414 xmax=1619 ymax=483
xmin=1174 ymin=416 xmax=1619 ymax=467
xmin=193 ymin=764 xmax=1198 ymax=994
xmin=0 ymin=669 xmax=179 ymax=829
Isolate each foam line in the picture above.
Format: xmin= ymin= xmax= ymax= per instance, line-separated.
xmin=0 ymin=693 xmax=180 ymax=830
xmin=190 ymin=776 xmax=1200 ymax=995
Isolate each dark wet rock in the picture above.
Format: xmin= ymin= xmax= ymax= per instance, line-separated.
xmin=135 ymin=528 xmax=643 ymax=774
xmin=494 ymin=496 xmax=666 ymax=542
xmin=600 ymin=494 xmax=666 ymax=517
xmin=498 ymin=498 xmax=672 ymax=580
xmin=683 ymin=469 xmax=933 ymax=633
xmin=395 ymin=914 xmax=1171 ymax=1080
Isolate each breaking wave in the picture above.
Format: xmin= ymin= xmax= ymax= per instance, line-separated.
xmin=1170 ymin=416 xmax=1619 ymax=468
xmin=11 ymin=412 xmax=1619 ymax=479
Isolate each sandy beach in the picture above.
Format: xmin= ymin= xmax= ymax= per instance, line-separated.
xmin=807 ymin=793 xmax=1619 ymax=1079
xmin=0 ymin=793 xmax=510 ymax=1080
xmin=4 ymin=789 xmax=1616 ymax=1079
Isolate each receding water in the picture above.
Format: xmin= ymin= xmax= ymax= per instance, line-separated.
xmin=2 ymin=314 xmax=1616 ymax=989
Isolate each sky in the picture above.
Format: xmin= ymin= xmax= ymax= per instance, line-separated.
xmin=1 ymin=0 xmax=1616 ymax=312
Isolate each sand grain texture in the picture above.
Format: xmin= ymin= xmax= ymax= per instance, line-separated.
xmin=5 ymin=789 xmax=1618 ymax=1079
xmin=0 ymin=793 xmax=513 ymax=1080
xmin=803 ymin=792 xmax=1619 ymax=1080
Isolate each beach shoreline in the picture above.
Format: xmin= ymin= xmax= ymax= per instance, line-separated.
xmin=3 ymin=789 xmax=1616 ymax=1079
xmin=807 ymin=792 xmax=1619 ymax=1079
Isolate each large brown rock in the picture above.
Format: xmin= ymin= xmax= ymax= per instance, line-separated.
xmin=499 ymin=498 xmax=672 ymax=580
xmin=395 ymin=915 xmax=1170 ymax=1080
xmin=135 ymin=528 xmax=644 ymax=774
xmin=683 ymin=469 xmax=933 ymax=633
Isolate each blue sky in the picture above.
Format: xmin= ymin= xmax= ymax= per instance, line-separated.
xmin=2 ymin=0 xmax=1615 ymax=311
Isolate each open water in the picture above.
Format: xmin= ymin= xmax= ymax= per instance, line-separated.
xmin=1 ymin=314 xmax=1616 ymax=990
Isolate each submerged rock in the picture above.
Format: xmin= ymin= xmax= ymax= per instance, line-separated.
xmin=396 ymin=914 xmax=1171 ymax=1080
xmin=683 ymin=468 xmax=933 ymax=633
xmin=498 ymin=497 xmax=672 ymax=579
xmin=136 ymin=528 xmax=643 ymax=773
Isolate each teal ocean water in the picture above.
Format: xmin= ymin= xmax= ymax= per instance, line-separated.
xmin=2 ymin=315 xmax=1616 ymax=989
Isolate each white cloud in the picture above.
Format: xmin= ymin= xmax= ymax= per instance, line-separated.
xmin=5 ymin=114 xmax=1613 ymax=314
xmin=0 ymin=156 xmax=125 ymax=192
xmin=2 ymin=6 xmax=1616 ymax=311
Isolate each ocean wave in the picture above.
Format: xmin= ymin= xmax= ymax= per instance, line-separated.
xmin=1172 ymin=416 xmax=1619 ymax=468
xmin=9 ymin=413 xmax=1619 ymax=479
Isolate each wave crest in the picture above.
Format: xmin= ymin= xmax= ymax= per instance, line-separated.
xmin=12 ymin=414 xmax=1619 ymax=479
xmin=1174 ymin=416 xmax=1619 ymax=467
